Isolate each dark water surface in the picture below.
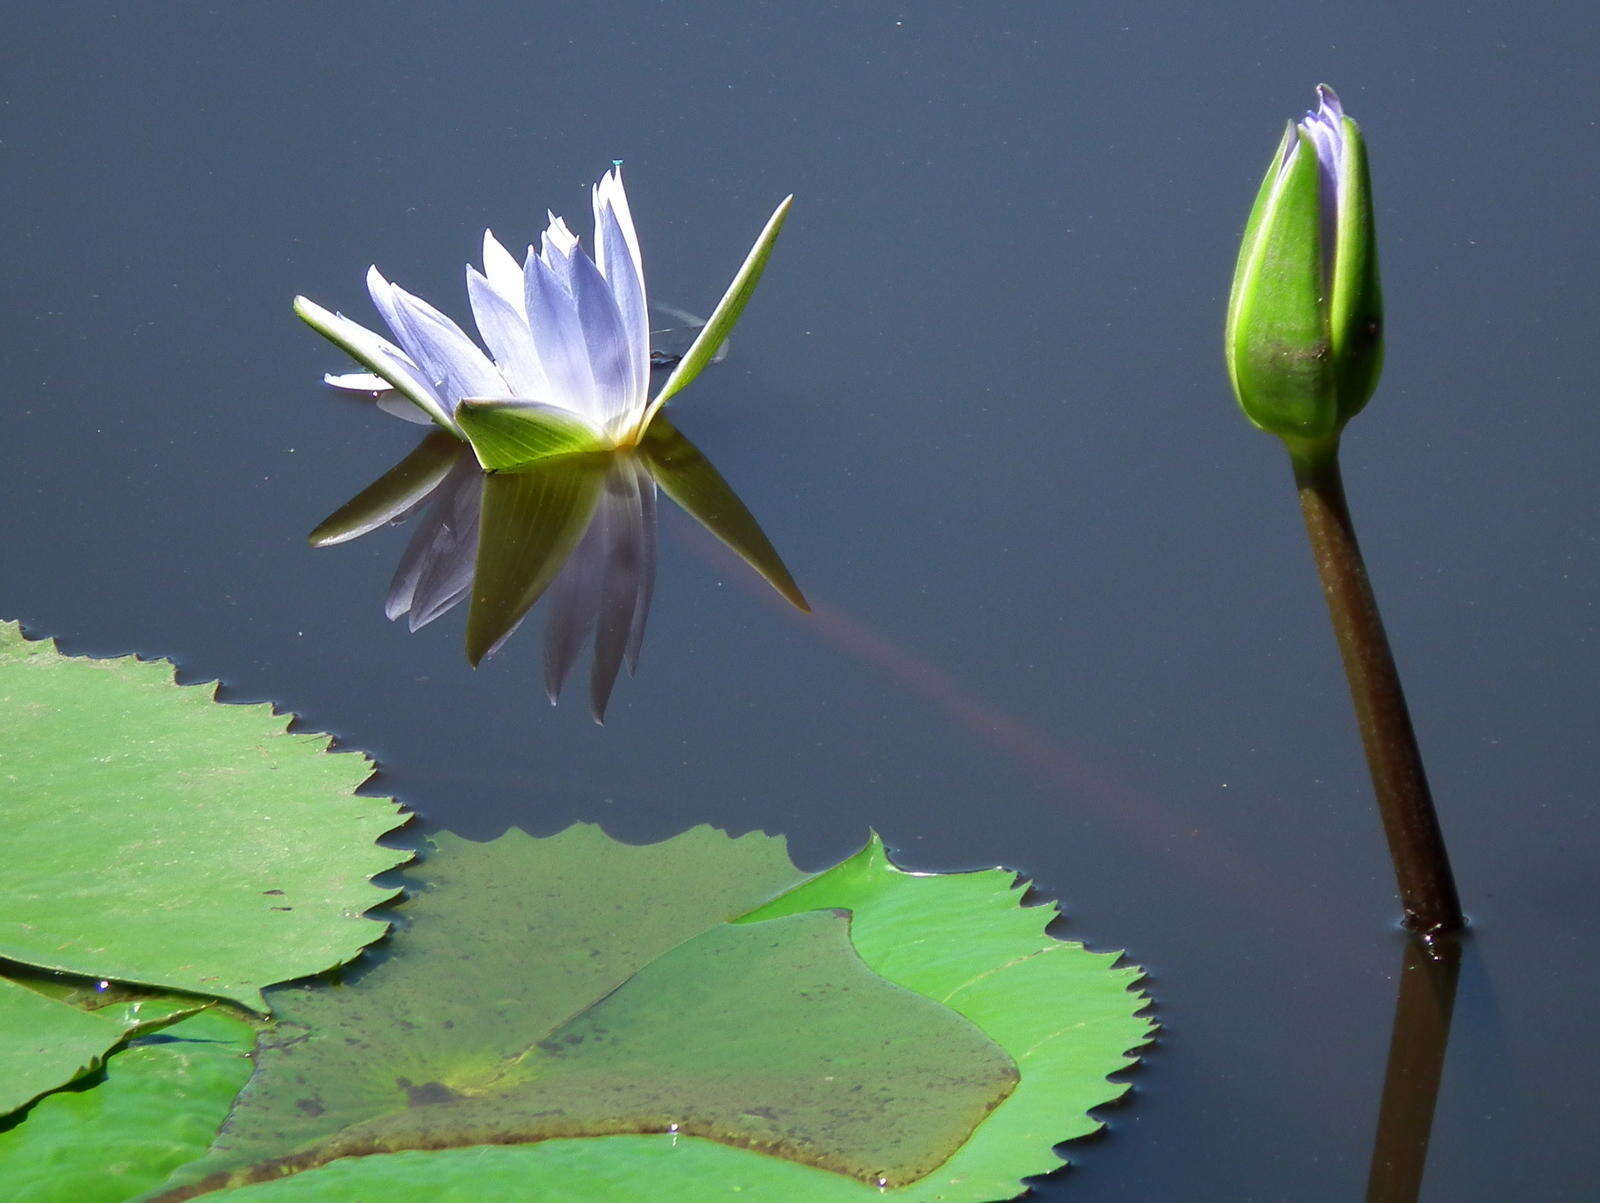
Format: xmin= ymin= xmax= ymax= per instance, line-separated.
xmin=4 ymin=4 xmax=1597 ymax=1199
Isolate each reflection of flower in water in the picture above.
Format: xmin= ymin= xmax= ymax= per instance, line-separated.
xmin=296 ymin=168 xmax=791 ymax=459
xmin=312 ymin=422 xmax=806 ymax=723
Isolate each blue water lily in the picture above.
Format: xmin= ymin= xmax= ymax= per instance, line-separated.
xmin=295 ymin=169 xmax=792 ymax=468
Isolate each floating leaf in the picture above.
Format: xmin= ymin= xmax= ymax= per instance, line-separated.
xmin=455 ymin=400 xmax=607 ymax=472
xmin=0 ymin=622 xmax=410 ymax=1011
xmin=158 ymin=825 xmax=812 ymax=1194
xmin=153 ymin=827 xmax=1146 ymax=1201
xmin=0 ymin=1009 xmax=256 ymax=1202
xmin=738 ymin=835 xmax=1155 ymax=1198
xmin=0 ymin=977 xmax=131 ymax=1118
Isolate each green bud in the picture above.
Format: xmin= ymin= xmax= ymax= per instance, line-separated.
xmin=1226 ymin=86 xmax=1383 ymax=455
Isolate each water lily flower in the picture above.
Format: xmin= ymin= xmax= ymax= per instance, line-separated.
xmin=1225 ymin=85 xmax=1383 ymax=455
xmin=295 ymin=168 xmax=793 ymax=467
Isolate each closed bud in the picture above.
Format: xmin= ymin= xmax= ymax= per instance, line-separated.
xmin=1225 ymin=86 xmax=1383 ymax=452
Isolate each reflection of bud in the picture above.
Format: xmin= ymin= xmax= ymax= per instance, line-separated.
xmin=1226 ymin=86 xmax=1383 ymax=451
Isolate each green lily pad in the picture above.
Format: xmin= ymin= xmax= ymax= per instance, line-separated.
xmin=0 ymin=970 xmax=206 ymax=1120
xmin=0 ymin=976 xmax=131 ymax=1117
xmin=150 ymin=827 xmax=1147 ymax=1201
xmin=0 ymin=621 xmax=411 ymax=1011
xmin=738 ymin=835 xmax=1155 ymax=1198
xmin=0 ymin=1009 xmax=256 ymax=1203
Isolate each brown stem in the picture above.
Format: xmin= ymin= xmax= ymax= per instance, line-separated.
xmin=1291 ymin=443 xmax=1464 ymax=934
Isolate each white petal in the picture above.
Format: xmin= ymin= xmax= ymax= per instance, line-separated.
xmin=540 ymin=213 xmax=581 ymax=294
xmin=324 ymin=371 xmax=394 ymax=394
xmin=467 ymin=267 xmax=548 ymax=400
xmin=482 ymin=230 xmax=526 ymax=311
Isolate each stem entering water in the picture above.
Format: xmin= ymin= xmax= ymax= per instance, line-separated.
xmin=1289 ymin=440 xmax=1464 ymax=934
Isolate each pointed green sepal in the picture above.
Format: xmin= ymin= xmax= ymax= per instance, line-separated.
xmin=637 ymin=195 xmax=794 ymax=434
xmin=1225 ymin=128 xmax=1337 ymax=440
xmin=1328 ymin=115 xmax=1383 ymax=427
xmin=1226 ymin=122 xmax=1296 ymax=381
xmin=456 ymin=400 xmax=608 ymax=472
xmin=292 ymin=296 xmax=461 ymax=435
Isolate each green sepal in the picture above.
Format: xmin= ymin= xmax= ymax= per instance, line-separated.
xmin=1328 ymin=115 xmax=1383 ymax=426
xmin=456 ymin=400 xmax=608 ymax=471
xmin=637 ymin=195 xmax=794 ymax=433
xmin=1225 ymin=128 xmax=1337 ymax=440
xmin=293 ymin=296 xmax=461 ymax=436
xmin=1226 ymin=121 xmax=1296 ymax=382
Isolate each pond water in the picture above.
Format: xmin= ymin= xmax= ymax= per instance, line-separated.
xmin=4 ymin=4 xmax=1597 ymax=1199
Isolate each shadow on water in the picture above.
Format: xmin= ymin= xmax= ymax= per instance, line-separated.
xmin=308 ymin=417 xmax=807 ymax=723
xmin=1364 ymin=933 xmax=1461 ymax=1203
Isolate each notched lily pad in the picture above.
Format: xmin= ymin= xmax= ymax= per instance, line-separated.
xmin=152 ymin=826 xmax=1148 ymax=1202
xmin=0 ymin=621 xmax=411 ymax=1011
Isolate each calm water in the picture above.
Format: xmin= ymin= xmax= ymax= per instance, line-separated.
xmin=4 ymin=4 xmax=1598 ymax=1199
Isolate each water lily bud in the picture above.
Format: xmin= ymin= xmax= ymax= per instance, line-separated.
xmin=1225 ymin=86 xmax=1383 ymax=451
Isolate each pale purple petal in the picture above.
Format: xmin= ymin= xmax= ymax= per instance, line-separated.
xmin=1295 ymin=84 xmax=1347 ymax=283
xmin=466 ymin=267 xmax=548 ymax=400
xmin=594 ymin=170 xmax=650 ymax=414
xmin=524 ymin=247 xmax=600 ymax=420
xmin=367 ymin=267 xmax=506 ymax=411
xmin=391 ymin=286 xmax=508 ymax=407
xmin=566 ymin=247 xmax=635 ymax=432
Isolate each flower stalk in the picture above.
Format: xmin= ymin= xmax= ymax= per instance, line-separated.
xmin=1227 ymin=87 xmax=1463 ymax=934
xmin=1292 ymin=441 xmax=1462 ymax=934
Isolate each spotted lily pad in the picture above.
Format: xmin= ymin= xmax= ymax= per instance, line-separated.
xmin=0 ymin=621 xmax=410 ymax=1011
xmin=146 ymin=826 xmax=1148 ymax=1201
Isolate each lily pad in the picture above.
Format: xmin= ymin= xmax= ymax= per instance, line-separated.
xmin=0 ymin=1009 xmax=256 ymax=1202
xmin=153 ymin=826 xmax=1147 ymax=1201
xmin=0 ymin=621 xmax=411 ymax=1010
xmin=0 ymin=976 xmax=133 ymax=1118
xmin=739 ymin=835 xmax=1155 ymax=1197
